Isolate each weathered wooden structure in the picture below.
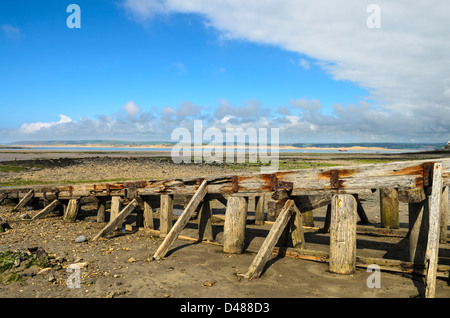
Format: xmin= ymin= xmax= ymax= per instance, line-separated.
xmin=1 ymin=158 xmax=449 ymax=297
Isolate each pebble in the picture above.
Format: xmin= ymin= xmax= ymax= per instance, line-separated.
xmin=75 ymin=235 xmax=86 ymax=243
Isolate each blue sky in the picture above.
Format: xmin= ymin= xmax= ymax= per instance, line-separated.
xmin=1 ymin=1 xmax=449 ymax=143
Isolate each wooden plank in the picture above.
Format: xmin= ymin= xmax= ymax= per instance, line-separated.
xmin=425 ymin=163 xmax=443 ymax=298
xmin=93 ymin=199 xmax=139 ymax=240
xmin=12 ymin=189 xmax=34 ymax=212
xmin=159 ymin=194 xmax=173 ymax=235
xmin=380 ymin=188 xmax=399 ymax=229
xmin=31 ymin=199 xmax=60 ymax=220
xmin=152 ymin=180 xmax=208 ymax=260
xmin=223 ymin=196 xmax=248 ymax=254
xmin=245 ymin=200 xmax=295 ymax=280
xmin=439 ymin=186 xmax=448 ymax=243
xmin=63 ymin=199 xmax=80 ymax=222
xmin=329 ymin=194 xmax=357 ymax=274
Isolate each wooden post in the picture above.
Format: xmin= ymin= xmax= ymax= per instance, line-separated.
xmin=160 ymin=194 xmax=174 ymax=235
xmin=198 ymin=199 xmax=214 ymax=242
xmin=329 ymin=194 xmax=357 ymax=274
xmin=152 ymin=180 xmax=207 ymax=260
xmin=64 ymin=199 xmax=80 ymax=222
xmin=255 ymin=195 xmax=266 ymax=226
xmin=223 ymin=196 xmax=248 ymax=254
xmin=12 ymin=189 xmax=34 ymax=212
xmin=302 ymin=208 xmax=315 ymax=227
xmin=31 ymin=199 xmax=60 ymax=220
xmin=143 ymin=198 xmax=154 ymax=230
xmin=290 ymin=204 xmax=305 ymax=249
xmin=93 ymin=199 xmax=139 ymax=240
xmin=425 ymin=163 xmax=443 ymax=298
xmin=408 ymin=201 xmax=428 ymax=265
xmin=245 ymin=200 xmax=295 ymax=280
xmin=380 ymin=188 xmax=399 ymax=229
xmin=96 ymin=200 xmax=106 ymax=223
xmin=439 ymin=186 xmax=448 ymax=243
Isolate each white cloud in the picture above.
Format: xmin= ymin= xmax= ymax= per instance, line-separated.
xmin=119 ymin=0 xmax=450 ymax=141
xmin=19 ymin=114 xmax=72 ymax=134
xmin=299 ymin=58 xmax=310 ymax=70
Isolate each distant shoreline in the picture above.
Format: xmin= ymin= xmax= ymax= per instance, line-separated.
xmin=5 ymin=143 xmax=410 ymax=152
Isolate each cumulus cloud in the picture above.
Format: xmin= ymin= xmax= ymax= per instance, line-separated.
xmin=118 ymin=0 xmax=450 ymax=142
xmin=19 ymin=114 xmax=72 ymax=134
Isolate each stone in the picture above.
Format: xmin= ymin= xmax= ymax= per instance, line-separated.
xmin=75 ymin=235 xmax=86 ymax=243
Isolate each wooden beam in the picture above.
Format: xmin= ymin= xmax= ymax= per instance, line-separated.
xmin=425 ymin=163 xmax=443 ymax=298
xmin=152 ymin=180 xmax=208 ymax=260
xmin=245 ymin=200 xmax=295 ymax=280
xmin=408 ymin=201 xmax=428 ymax=265
xmin=12 ymin=189 xmax=34 ymax=212
xmin=4 ymin=158 xmax=448 ymax=199
xmin=31 ymin=199 xmax=60 ymax=220
xmin=329 ymin=194 xmax=357 ymax=274
xmin=93 ymin=198 xmax=139 ymax=240
xmin=223 ymin=196 xmax=248 ymax=254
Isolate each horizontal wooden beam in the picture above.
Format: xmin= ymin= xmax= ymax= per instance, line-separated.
xmin=1 ymin=158 xmax=450 ymax=200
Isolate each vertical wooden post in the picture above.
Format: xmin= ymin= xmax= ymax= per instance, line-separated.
xmin=198 ymin=199 xmax=214 ymax=242
xmin=110 ymin=196 xmax=122 ymax=230
xmin=223 ymin=196 xmax=248 ymax=254
xmin=96 ymin=200 xmax=106 ymax=223
xmin=160 ymin=194 xmax=174 ymax=235
xmin=380 ymin=188 xmax=399 ymax=229
xmin=408 ymin=201 xmax=428 ymax=265
xmin=302 ymin=208 xmax=315 ymax=227
xmin=64 ymin=199 xmax=80 ymax=222
xmin=425 ymin=163 xmax=443 ymax=298
xmin=329 ymin=194 xmax=357 ymax=274
xmin=143 ymin=198 xmax=154 ymax=230
xmin=439 ymin=186 xmax=448 ymax=243
xmin=290 ymin=204 xmax=305 ymax=249
xmin=255 ymin=195 xmax=266 ymax=225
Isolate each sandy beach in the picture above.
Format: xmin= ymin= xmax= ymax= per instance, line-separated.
xmin=0 ymin=150 xmax=448 ymax=302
